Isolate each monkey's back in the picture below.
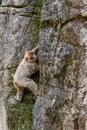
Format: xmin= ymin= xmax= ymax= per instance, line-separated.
xmin=14 ymin=57 xmax=38 ymax=84
xmin=14 ymin=59 xmax=32 ymax=82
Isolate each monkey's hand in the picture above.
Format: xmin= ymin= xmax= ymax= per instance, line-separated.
xmin=32 ymin=44 xmax=39 ymax=53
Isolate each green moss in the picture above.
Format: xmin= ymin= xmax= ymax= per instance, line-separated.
xmin=7 ymin=91 xmax=36 ymax=130
xmin=0 ymin=0 xmax=2 ymax=5
xmin=34 ymin=7 xmax=41 ymax=17
xmin=35 ymin=0 xmax=42 ymax=7
xmin=32 ymin=0 xmax=42 ymax=46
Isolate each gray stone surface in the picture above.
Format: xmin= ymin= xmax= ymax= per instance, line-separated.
xmin=0 ymin=0 xmax=87 ymax=130
xmin=0 ymin=0 xmax=42 ymax=129
xmin=33 ymin=0 xmax=87 ymax=130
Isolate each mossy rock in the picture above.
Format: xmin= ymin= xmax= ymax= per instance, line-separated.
xmin=6 ymin=71 xmax=39 ymax=130
xmin=6 ymin=88 xmax=38 ymax=130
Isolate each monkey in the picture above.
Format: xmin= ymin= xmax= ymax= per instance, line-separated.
xmin=13 ymin=45 xmax=39 ymax=102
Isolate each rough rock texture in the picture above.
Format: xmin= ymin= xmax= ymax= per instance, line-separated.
xmin=0 ymin=0 xmax=42 ymax=129
xmin=33 ymin=0 xmax=87 ymax=130
xmin=0 ymin=0 xmax=87 ymax=130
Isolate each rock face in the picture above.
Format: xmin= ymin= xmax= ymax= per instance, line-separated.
xmin=0 ymin=0 xmax=42 ymax=130
xmin=33 ymin=0 xmax=87 ymax=130
xmin=0 ymin=0 xmax=87 ymax=130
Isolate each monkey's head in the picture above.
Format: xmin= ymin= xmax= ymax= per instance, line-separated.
xmin=24 ymin=50 xmax=37 ymax=63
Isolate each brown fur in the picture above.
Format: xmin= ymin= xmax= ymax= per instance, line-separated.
xmin=13 ymin=45 xmax=39 ymax=102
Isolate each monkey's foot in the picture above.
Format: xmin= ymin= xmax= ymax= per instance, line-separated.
xmin=29 ymin=87 xmax=40 ymax=96
xmin=16 ymin=91 xmax=23 ymax=102
xmin=16 ymin=98 xmax=23 ymax=103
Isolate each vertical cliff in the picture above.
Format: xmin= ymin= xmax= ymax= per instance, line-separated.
xmin=0 ymin=0 xmax=42 ymax=129
xmin=33 ymin=0 xmax=87 ymax=130
xmin=0 ymin=0 xmax=87 ymax=130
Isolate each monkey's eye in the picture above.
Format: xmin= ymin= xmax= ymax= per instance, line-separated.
xmin=31 ymin=52 xmax=34 ymax=55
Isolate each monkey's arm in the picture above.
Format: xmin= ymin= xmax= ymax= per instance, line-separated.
xmin=29 ymin=63 xmax=39 ymax=73
xmin=32 ymin=45 xmax=39 ymax=53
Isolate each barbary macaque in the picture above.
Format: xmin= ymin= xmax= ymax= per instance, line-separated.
xmin=13 ymin=45 xmax=39 ymax=102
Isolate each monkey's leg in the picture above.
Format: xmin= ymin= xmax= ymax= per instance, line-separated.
xmin=14 ymin=82 xmax=24 ymax=102
xmin=14 ymin=79 xmax=39 ymax=98
xmin=26 ymin=79 xmax=39 ymax=96
xmin=16 ymin=86 xmax=24 ymax=102
xmin=13 ymin=82 xmax=24 ymax=102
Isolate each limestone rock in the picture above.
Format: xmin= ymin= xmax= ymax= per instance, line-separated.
xmin=33 ymin=0 xmax=87 ymax=130
xmin=0 ymin=0 xmax=42 ymax=129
